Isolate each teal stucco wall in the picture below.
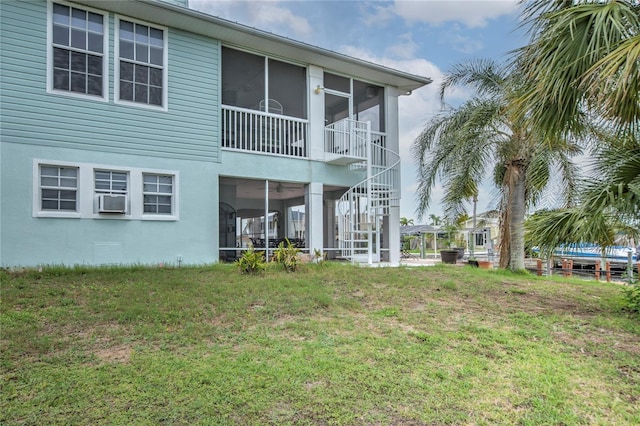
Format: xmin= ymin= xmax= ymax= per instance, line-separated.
xmin=1 ymin=143 xmax=219 ymax=266
xmin=0 ymin=0 xmax=221 ymax=266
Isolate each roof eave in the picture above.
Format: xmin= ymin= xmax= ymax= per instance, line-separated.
xmin=73 ymin=0 xmax=431 ymax=91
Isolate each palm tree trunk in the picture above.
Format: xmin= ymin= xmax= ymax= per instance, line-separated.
xmin=498 ymin=206 xmax=510 ymax=269
xmin=509 ymin=164 xmax=526 ymax=271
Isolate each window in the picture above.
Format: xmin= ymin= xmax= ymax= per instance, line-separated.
xmin=117 ymin=18 xmax=166 ymax=107
xmin=40 ymin=165 xmax=78 ymax=211
xmin=143 ymin=174 xmax=173 ymax=214
xmin=50 ymin=2 xmax=106 ymax=98
xmin=95 ymin=170 xmax=128 ymax=195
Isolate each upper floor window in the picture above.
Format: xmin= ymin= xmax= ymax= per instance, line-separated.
xmin=49 ymin=2 xmax=107 ymax=98
xmin=40 ymin=165 xmax=78 ymax=211
xmin=116 ymin=18 xmax=166 ymax=108
xmin=222 ymin=47 xmax=307 ymax=119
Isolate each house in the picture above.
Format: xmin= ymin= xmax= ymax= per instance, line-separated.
xmin=400 ymin=212 xmax=499 ymax=258
xmin=460 ymin=210 xmax=500 ymax=252
xmin=0 ymin=0 xmax=431 ymax=267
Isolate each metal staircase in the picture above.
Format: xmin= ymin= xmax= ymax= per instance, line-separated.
xmin=326 ymin=119 xmax=400 ymax=263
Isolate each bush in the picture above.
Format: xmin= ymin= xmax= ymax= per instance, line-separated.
xmin=235 ymin=246 xmax=266 ymax=274
xmin=272 ymin=238 xmax=301 ymax=272
xmin=622 ymin=279 xmax=640 ymax=314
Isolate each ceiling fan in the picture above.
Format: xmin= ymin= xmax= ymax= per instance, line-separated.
xmin=258 ymin=182 xmax=301 ymax=193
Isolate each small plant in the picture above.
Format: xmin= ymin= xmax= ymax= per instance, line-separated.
xmin=312 ymin=248 xmax=327 ymax=264
xmin=272 ymin=238 xmax=301 ymax=272
xmin=235 ymin=246 xmax=266 ymax=274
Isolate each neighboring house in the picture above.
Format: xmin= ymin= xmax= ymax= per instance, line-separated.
xmin=0 ymin=0 xmax=431 ymax=267
xmin=400 ymin=211 xmax=499 ymax=255
xmin=460 ymin=210 xmax=500 ymax=252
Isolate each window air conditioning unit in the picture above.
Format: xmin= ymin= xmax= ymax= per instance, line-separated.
xmin=98 ymin=194 xmax=126 ymax=213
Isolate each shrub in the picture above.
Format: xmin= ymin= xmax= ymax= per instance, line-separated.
xmin=622 ymin=278 xmax=640 ymax=314
xmin=235 ymin=246 xmax=266 ymax=274
xmin=272 ymin=238 xmax=301 ymax=272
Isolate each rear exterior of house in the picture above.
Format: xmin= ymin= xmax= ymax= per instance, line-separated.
xmin=0 ymin=0 xmax=430 ymax=267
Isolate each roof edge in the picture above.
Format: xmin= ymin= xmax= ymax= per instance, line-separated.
xmin=73 ymin=0 xmax=432 ymax=91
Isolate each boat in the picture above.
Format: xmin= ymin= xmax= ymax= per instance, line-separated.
xmin=550 ymin=243 xmax=637 ymax=268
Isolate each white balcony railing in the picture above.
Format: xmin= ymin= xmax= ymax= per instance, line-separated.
xmin=324 ymin=119 xmax=368 ymax=164
xmin=221 ymin=105 xmax=309 ymax=158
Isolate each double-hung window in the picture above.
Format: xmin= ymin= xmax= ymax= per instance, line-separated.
xmin=117 ymin=18 xmax=166 ymax=108
xmin=40 ymin=165 xmax=78 ymax=211
xmin=95 ymin=170 xmax=128 ymax=196
xmin=50 ymin=2 xmax=106 ymax=98
xmin=94 ymin=170 xmax=128 ymax=214
xmin=143 ymin=174 xmax=173 ymax=215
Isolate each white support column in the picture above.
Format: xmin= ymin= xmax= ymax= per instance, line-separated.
xmin=306 ymin=182 xmax=324 ymax=257
xmin=324 ymin=198 xmax=336 ymax=259
xmin=308 ymin=65 xmax=325 ymax=161
xmin=382 ymin=215 xmax=390 ymax=261
xmin=388 ymin=206 xmax=400 ymax=264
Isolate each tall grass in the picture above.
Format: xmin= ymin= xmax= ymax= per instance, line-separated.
xmin=2 ymin=263 xmax=638 ymax=425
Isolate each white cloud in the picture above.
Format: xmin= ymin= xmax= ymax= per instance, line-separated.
xmin=385 ymin=32 xmax=419 ymax=59
xmin=393 ymin=0 xmax=519 ymax=28
xmin=189 ymin=0 xmax=312 ymax=38
xmin=442 ymin=24 xmax=485 ymax=54
xmin=359 ymin=2 xmax=396 ymax=27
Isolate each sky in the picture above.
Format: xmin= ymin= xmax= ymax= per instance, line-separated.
xmin=189 ymin=0 xmax=529 ymax=223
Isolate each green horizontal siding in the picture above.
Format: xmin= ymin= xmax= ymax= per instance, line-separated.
xmin=0 ymin=0 xmax=220 ymax=163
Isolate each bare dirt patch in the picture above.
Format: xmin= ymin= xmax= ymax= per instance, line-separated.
xmin=94 ymin=344 xmax=132 ymax=363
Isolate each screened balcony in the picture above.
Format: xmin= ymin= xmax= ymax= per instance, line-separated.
xmin=221 ymin=47 xmax=309 ymax=158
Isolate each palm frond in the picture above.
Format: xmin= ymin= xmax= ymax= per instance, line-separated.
xmin=412 ymin=97 xmax=502 ymax=217
xmin=525 ymin=208 xmax=618 ymax=258
xmin=439 ymin=59 xmax=506 ymax=102
xmin=517 ymin=0 xmax=640 ymax=137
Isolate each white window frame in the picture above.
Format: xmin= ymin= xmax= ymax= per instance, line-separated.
xmin=32 ymin=159 xmax=179 ymax=221
xmin=475 ymin=230 xmax=487 ymax=247
xmin=114 ymin=15 xmax=168 ymax=111
xmin=142 ymin=173 xmax=175 ymax=217
xmin=93 ymin=169 xmax=130 ymax=215
xmin=35 ymin=162 xmax=81 ymax=218
xmin=46 ymin=0 xmax=109 ymax=102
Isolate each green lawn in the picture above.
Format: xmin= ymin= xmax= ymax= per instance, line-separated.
xmin=2 ymin=263 xmax=639 ymax=425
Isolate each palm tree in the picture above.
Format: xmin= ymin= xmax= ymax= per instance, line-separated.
xmin=412 ymin=59 xmax=581 ymax=271
xmin=400 ymin=217 xmax=414 ymax=227
xmin=526 ymin=134 xmax=640 ymax=255
xmin=428 ymin=214 xmax=442 ymax=227
xmin=518 ymin=0 xmax=640 ymax=138
xmin=518 ymin=0 xmax=640 ymax=250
